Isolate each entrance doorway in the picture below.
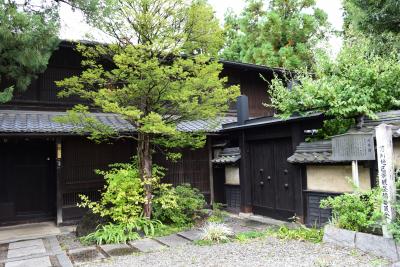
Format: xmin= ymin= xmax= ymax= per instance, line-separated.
xmin=249 ymin=138 xmax=296 ymax=221
xmin=0 ymin=138 xmax=56 ymax=225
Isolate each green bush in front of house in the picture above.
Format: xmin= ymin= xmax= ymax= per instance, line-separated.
xmin=78 ymin=161 xmax=206 ymax=244
xmin=320 ymin=188 xmax=382 ymax=233
xmin=152 ymin=183 xmax=206 ymax=226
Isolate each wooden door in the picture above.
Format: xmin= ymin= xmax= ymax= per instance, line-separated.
xmin=250 ymin=138 xmax=295 ymax=220
xmin=0 ymin=139 xmax=56 ymax=224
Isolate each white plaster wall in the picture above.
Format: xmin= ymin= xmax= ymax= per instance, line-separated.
xmin=225 ymin=166 xmax=240 ymax=185
xmin=307 ymin=165 xmax=371 ymax=193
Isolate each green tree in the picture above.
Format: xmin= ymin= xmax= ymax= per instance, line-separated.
xmin=343 ymin=0 xmax=400 ymax=54
xmin=56 ymin=0 xmax=240 ymax=217
xmin=222 ymin=0 xmax=330 ymax=70
xmin=268 ymin=36 xmax=400 ymax=137
xmin=0 ymin=1 xmax=59 ymax=103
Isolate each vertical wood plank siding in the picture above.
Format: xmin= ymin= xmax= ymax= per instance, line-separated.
xmin=60 ymin=137 xmax=135 ymax=221
xmin=154 ymin=145 xmax=211 ymax=200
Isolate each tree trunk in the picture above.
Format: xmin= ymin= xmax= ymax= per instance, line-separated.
xmin=138 ymin=132 xmax=153 ymax=218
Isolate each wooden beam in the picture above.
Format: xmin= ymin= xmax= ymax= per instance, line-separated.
xmin=238 ymin=131 xmax=252 ymax=213
xmin=56 ymin=137 xmax=63 ymax=225
xmin=207 ymin=137 xmax=215 ymax=205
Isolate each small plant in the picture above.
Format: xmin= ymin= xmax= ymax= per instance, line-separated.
xmin=207 ymin=203 xmax=228 ymax=223
xmin=81 ymin=223 xmax=140 ymax=245
xmin=235 ymin=230 xmax=267 ymax=242
xmin=81 ymin=217 xmax=162 ymax=245
xmin=267 ymin=225 xmax=323 ymax=243
xmin=200 ymin=222 xmax=233 ymax=243
xmin=320 ymin=188 xmax=382 ymax=233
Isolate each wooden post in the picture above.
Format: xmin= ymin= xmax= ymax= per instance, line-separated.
xmin=352 ymin=160 xmax=360 ymax=188
xmin=56 ymin=137 xmax=63 ymax=226
xmin=239 ymin=131 xmax=252 ymax=213
xmin=207 ymin=137 xmax=215 ymax=205
xmin=375 ymin=124 xmax=396 ymax=238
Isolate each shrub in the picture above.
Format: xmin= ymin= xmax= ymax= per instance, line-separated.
xmin=200 ymin=222 xmax=233 ymax=243
xmin=78 ymin=161 xmax=165 ymax=225
xmin=320 ymin=188 xmax=382 ymax=233
xmin=389 ymin=180 xmax=400 ymax=242
xmin=153 ymin=183 xmax=206 ymax=226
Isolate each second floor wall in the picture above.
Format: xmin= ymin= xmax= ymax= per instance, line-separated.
xmin=2 ymin=41 xmax=285 ymax=118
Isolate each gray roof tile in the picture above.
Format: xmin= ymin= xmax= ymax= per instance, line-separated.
xmin=212 ymin=147 xmax=241 ymax=164
xmin=0 ymin=109 xmax=235 ymax=135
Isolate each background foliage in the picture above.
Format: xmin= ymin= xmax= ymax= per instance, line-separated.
xmin=222 ymin=0 xmax=330 ymax=70
xmin=0 ymin=0 xmax=59 ymax=103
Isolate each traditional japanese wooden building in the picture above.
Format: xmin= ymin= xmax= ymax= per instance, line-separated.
xmin=0 ymin=40 xmax=290 ymax=226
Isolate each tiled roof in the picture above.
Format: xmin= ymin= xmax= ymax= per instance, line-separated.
xmin=287 ymin=141 xmax=336 ymax=164
xmin=212 ymin=147 xmax=241 ymax=164
xmin=177 ymin=117 xmax=237 ymax=133
xmin=0 ymin=109 xmax=235 ymax=135
xmin=288 ymin=110 xmax=400 ymax=164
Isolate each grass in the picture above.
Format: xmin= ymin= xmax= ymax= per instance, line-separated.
xmin=194 ymin=224 xmax=324 ymax=246
xmin=266 ymin=225 xmax=324 ymax=243
xmin=235 ymin=230 xmax=268 ymax=242
xmin=152 ymin=223 xmax=192 ymax=237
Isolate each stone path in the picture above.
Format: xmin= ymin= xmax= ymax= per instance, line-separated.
xmin=0 ymin=217 xmax=279 ymax=267
xmin=0 ymin=237 xmax=73 ymax=267
xmin=64 ymin=217 xmax=275 ymax=266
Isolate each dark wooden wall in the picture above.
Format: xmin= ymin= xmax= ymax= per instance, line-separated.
xmin=153 ymin=144 xmax=211 ymax=201
xmin=4 ymin=43 xmax=278 ymax=120
xmin=220 ymin=67 xmax=276 ymax=118
xmin=60 ymin=137 xmax=135 ymax=221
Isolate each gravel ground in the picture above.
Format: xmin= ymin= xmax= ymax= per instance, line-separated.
xmin=80 ymin=236 xmax=390 ymax=267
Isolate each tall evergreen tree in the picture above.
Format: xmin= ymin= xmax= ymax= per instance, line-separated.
xmin=56 ymin=0 xmax=239 ymax=217
xmin=222 ymin=0 xmax=330 ymax=70
xmin=0 ymin=1 xmax=59 ymax=103
xmin=343 ymin=0 xmax=400 ymax=55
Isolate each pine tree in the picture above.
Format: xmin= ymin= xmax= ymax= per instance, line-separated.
xmin=0 ymin=1 xmax=59 ymax=103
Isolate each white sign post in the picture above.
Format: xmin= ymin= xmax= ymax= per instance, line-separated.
xmin=375 ymin=123 xmax=396 ymax=238
xmin=352 ymin=160 xmax=360 ymax=188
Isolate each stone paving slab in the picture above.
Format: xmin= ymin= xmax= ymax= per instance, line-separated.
xmin=323 ymin=225 xmax=356 ymax=248
xmin=7 ymin=243 xmax=46 ymax=259
xmin=68 ymin=246 xmax=106 ymax=264
xmin=241 ymin=220 xmax=269 ymax=231
xmin=8 ymin=240 xmax=44 ymax=250
xmin=230 ymin=224 xmax=253 ymax=234
xmin=129 ymin=238 xmax=166 ymax=253
xmin=5 ymin=256 xmax=51 ymax=267
xmin=177 ymin=229 xmax=203 ymax=241
xmin=100 ymin=243 xmax=135 ymax=256
xmin=154 ymin=234 xmax=190 ymax=248
xmin=355 ymin=232 xmax=399 ymax=261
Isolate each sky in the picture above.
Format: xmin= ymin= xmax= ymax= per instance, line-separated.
xmin=59 ymin=0 xmax=344 ymax=55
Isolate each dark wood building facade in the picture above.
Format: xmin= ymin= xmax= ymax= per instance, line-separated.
xmin=0 ymin=41 xmax=287 ymax=225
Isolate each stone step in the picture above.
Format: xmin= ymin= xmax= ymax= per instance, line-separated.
xmin=177 ymin=229 xmax=203 ymax=241
xmin=68 ymin=246 xmax=106 ymax=264
xmin=128 ymin=238 xmax=166 ymax=253
xmin=5 ymin=256 xmax=52 ymax=267
xmin=99 ymin=243 xmax=135 ymax=256
xmin=153 ymin=234 xmax=191 ymax=248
